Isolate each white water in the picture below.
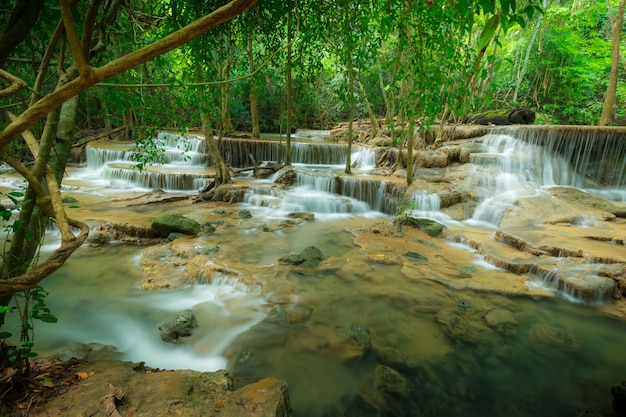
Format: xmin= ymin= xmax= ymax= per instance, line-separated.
xmin=462 ymin=133 xmax=616 ymax=226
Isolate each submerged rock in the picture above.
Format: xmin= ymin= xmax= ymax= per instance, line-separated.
xmin=528 ymin=323 xmax=581 ymax=354
xmin=611 ymin=380 xmax=626 ymax=416
xmin=328 ymin=323 xmax=372 ymax=359
xmin=484 ymin=309 xmax=518 ymax=335
xmin=151 ymin=213 xmax=200 ymax=237
xmin=375 ymin=365 xmax=409 ymax=396
xmin=159 ymin=309 xmax=198 ymax=343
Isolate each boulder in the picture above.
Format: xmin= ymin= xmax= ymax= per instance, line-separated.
xmin=159 ymin=309 xmax=198 ymax=343
xmin=274 ymin=167 xmax=297 ymax=186
xmin=151 ymin=213 xmax=200 ymax=237
xmin=395 ymin=216 xmax=445 ymax=237
xmin=279 ymin=246 xmax=325 ymax=269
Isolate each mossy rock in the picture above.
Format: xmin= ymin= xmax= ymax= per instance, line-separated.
xmin=151 ymin=213 xmax=200 ymax=238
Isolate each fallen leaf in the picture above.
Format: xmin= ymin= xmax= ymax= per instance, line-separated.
xmin=75 ymin=372 xmax=91 ymax=380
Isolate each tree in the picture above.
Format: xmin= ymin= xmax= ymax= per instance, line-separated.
xmin=599 ymin=0 xmax=626 ymax=125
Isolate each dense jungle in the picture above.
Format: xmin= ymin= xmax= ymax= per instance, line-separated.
xmin=2 ymin=1 xmax=626 ymax=417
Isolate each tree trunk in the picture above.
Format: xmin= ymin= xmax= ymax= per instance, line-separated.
xmin=513 ymin=0 xmax=545 ymax=104
xmin=599 ymin=0 xmax=626 ymax=126
xmin=358 ymin=78 xmax=378 ymax=138
xmin=248 ymin=32 xmax=260 ymax=138
xmin=285 ymin=9 xmax=293 ymax=166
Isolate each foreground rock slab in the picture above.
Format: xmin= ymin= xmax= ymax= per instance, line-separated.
xmin=30 ymin=361 xmax=291 ymax=417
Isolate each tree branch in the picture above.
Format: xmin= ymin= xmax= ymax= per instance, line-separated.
xmin=0 ymin=69 xmax=27 ymax=98
xmin=59 ymin=0 xmax=92 ymax=77
xmin=0 ymin=0 xmax=257 ymax=148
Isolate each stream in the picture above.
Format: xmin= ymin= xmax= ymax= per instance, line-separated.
xmin=4 ymin=128 xmax=626 ymax=416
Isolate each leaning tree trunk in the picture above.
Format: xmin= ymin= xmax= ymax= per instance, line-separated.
xmin=599 ymin=0 xmax=626 ymax=126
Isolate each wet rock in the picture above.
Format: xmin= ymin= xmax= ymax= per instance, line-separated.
xmin=368 ymin=135 xmax=393 ymax=147
xmin=92 ymin=221 xmax=161 ymax=244
xmin=403 ymin=251 xmax=428 ymax=265
xmin=167 ymin=232 xmax=185 ymax=241
xmin=86 ymin=230 xmax=109 ymax=246
xmin=62 ymin=195 xmax=79 ymax=204
xmin=152 ymin=213 xmax=200 ymax=237
xmin=200 ymin=244 xmax=220 ymax=256
xmin=436 ymin=299 xmax=494 ymax=344
xmin=159 ymin=309 xmax=198 ymax=343
xmin=279 ymin=246 xmax=325 ymax=269
xmin=395 ymin=216 xmax=445 ymax=237
xmin=238 ymin=209 xmax=253 ymax=219
xmin=611 ymin=381 xmax=626 ymax=416
xmin=202 ymin=222 xmax=217 ymax=233
xmin=484 ymin=309 xmax=518 ymax=335
xmin=211 ymin=184 xmax=247 ymax=203
xmin=287 ymin=212 xmax=315 ymax=221
xmin=329 ymin=323 xmax=371 ymax=359
xmin=528 ymin=323 xmax=581 ymax=354
xmin=375 ymin=365 xmax=408 ymax=396
xmin=220 ymin=377 xmax=291 ymax=417
xmin=415 ymin=150 xmax=449 ymax=168
xmin=52 ymin=342 xmax=119 ymax=362
xmin=274 ymin=167 xmax=297 ymax=185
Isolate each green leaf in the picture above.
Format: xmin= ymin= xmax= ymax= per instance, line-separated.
xmin=0 ymin=331 xmax=12 ymax=339
xmin=35 ymin=313 xmax=58 ymax=324
xmin=477 ymin=14 xmax=500 ymax=50
xmin=500 ymin=0 xmax=511 ymax=15
xmin=477 ymin=0 xmax=496 ymax=14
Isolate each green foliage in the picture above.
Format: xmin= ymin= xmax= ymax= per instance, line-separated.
xmin=128 ymin=136 xmax=167 ymax=171
xmin=1 ymin=286 xmax=56 ymax=369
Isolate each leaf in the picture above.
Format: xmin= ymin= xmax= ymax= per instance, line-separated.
xmin=75 ymin=371 xmax=92 ymax=380
xmin=477 ymin=14 xmax=500 ymax=50
xmin=0 ymin=331 xmax=12 ymax=339
xmin=477 ymin=0 xmax=496 ymax=14
xmin=36 ymin=313 xmax=58 ymax=323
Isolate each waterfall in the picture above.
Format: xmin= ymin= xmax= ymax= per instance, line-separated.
xmin=102 ymin=166 xmax=211 ymax=191
xmin=527 ymin=267 xmax=616 ymax=303
xmin=219 ymin=138 xmax=375 ymax=168
xmin=468 ymin=133 xmax=597 ymax=225
xmin=492 ymin=126 xmax=626 ymax=201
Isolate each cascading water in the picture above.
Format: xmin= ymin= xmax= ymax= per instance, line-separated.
xmin=492 ymin=126 xmax=626 ymax=200
xmin=13 ymin=126 xmax=626 ymax=417
xmin=465 ymin=133 xmax=605 ymax=226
